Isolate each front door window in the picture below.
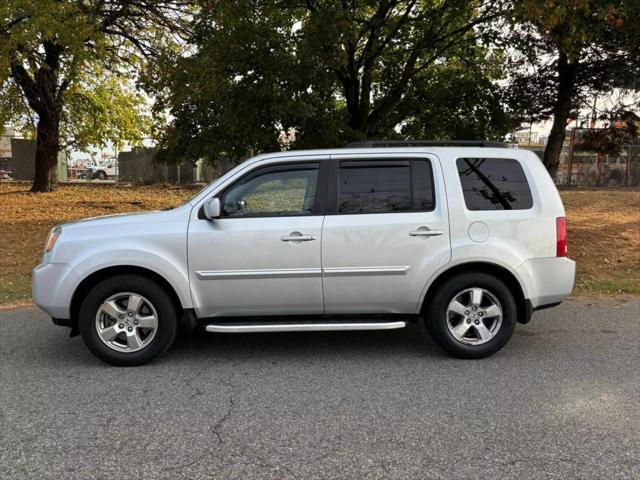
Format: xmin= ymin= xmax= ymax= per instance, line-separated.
xmin=222 ymin=163 xmax=320 ymax=217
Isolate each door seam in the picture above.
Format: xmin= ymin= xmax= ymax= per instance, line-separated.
xmin=320 ymin=214 xmax=326 ymax=316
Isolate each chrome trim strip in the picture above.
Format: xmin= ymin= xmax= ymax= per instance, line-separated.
xmin=196 ymin=268 xmax=321 ymax=280
xmin=205 ymin=321 xmax=407 ymax=333
xmin=196 ymin=266 xmax=410 ymax=279
xmin=322 ymin=266 xmax=411 ymax=276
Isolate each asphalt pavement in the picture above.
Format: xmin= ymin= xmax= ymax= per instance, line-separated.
xmin=1 ymin=297 xmax=638 ymax=479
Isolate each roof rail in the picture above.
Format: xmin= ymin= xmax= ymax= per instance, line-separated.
xmin=345 ymin=140 xmax=508 ymax=148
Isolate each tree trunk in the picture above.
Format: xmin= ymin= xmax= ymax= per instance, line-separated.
xmin=31 ymin=113 xmax=61 ymax=192
xmin=10 ymin=41 xmax=65 ymax=192
xmin=543 ymin=52 xmax=578 ymax=177
xmin=338 ymin=64 xmax=369 ymax=138
xmin=544 ymin=111 xmax=570 ymax=178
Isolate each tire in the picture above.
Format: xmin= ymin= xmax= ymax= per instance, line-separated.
xmin=78 ymin=274 xmax=178 ymax=366
xmin=96 ymin=171 xmax=106 ymax=180
xmin=425 ymin=272 xmax=517 ymax=359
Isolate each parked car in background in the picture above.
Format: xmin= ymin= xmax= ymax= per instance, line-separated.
xmin=33 ymin=141 xmax=575 ymax=366
xmin=84 ymin=160 xmax=118 ymax=180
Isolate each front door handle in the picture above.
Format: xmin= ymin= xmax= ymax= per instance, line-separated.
xmin=409 ymin=227 xmax=444 ymax=237
xmin=281 ymin=232 xmax=317 ymax=242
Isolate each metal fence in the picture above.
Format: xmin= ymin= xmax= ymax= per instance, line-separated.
xmin=520 ymin=129 xmax=639 ymax=186
xmin=558 ymin=129 xmax=638 ymax=186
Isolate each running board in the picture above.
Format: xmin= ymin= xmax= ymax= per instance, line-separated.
xmin=205 ymin=321 xmax=406 ymax=333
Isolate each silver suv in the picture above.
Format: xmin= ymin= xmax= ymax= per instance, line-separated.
xmin=33 ymin=141 xmax=575 ymax=365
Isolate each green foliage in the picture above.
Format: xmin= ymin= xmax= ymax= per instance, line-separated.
xmin=150 ymin=0 xmax=511 ymax=166
xmin=0 ymin=1 xmax=190 ymax=190
xmin=1 ymin=68 xmax=152 ymax=151
xmin=0 ymin=80 xmax=35 ymax=137
xmin=397 ymin=48 xmax=510 ymax=140
xmin=63 ymin=72 xmax=152 ymax=151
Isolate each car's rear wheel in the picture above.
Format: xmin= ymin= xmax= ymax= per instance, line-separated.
xmin=96 ymin=171 xmax=106 ymax=180
xmin=425 ymin=272 xmax=517 ymax=359
xmin=78 ymin=275 xmax=178 ymax=366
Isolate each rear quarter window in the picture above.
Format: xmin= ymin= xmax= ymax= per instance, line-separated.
xmin=456 ymin=158 xmax=533 ymax=210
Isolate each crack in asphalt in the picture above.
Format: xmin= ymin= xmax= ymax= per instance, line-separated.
xmin=211 ymin=391 xmax=236 ymax=445
xmin=180 ymin=359 xmax=243 ymax=448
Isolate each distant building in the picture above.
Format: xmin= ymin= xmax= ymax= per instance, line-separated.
xmin=0 ymin=127 xmax=14 ymax=158
xmin=0 ymin=128 xmax=15 ymax=178
xmin=0 ymin=135 xmax=67 ymax=181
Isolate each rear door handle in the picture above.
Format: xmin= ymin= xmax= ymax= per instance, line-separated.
xmin=409 ymin=227 xmax=443 ymax=237
xmin=281 ymin=233 xmax=317 ymax=242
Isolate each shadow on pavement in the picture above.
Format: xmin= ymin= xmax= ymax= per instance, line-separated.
xmin=163 ymin=324 xmax=449 ymax=364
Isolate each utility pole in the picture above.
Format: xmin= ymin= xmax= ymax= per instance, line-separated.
xmin=567 ymin=127 xmax=576 ymax=185
xmin=590 ymin=95 xmax=598 ymax=128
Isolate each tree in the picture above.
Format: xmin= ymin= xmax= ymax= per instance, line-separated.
xmin=150 ymin=0 xmax=509 ymax=165
xmin=506 ymin=0 xmax=640 ymax=175
xmin=0 ymin=1 xmax=191 ymax=192
xmin=394 ymin=46 xmax=510 ymax=140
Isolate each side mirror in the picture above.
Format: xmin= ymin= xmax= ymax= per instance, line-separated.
xmin=203 ymin=197 xmax=221 ymax=219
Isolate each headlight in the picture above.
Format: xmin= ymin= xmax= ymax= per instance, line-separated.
xmin=44 ymin=226 xmax=62 ymax=253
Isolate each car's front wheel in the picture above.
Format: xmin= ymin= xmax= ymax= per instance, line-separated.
xmin=425 ymin=272 xmax=517 ymax=359
xmin=78 ymin=275 xmax=178 ymax=366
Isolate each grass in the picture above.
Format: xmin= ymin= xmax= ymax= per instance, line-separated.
xmin=560 ymin=187 xmax=640 ymax=296
xmin=0 ymin=182 xmax=638 ymax=307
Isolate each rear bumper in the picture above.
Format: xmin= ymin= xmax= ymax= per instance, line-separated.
xmin=517 ymin=257 xmax=576 ymax=309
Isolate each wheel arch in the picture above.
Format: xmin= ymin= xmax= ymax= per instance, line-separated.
xmin=69 ymin=265 xmax=184 ymax=333
xmin=418 ymin=261 xmax=532 ymax=324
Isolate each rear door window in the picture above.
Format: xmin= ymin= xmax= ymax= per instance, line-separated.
xmin=456 ymin=158 xmax=533 ymax=210
xmin=338 ymin=159 xmax=435 ymax=214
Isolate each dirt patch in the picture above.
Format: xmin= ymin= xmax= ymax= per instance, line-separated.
xmin=560 ymin=188 xmax=640 ymax=295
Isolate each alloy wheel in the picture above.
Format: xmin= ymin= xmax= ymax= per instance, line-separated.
xmin=95 ymin=292 xmax=159 ymax=353
xmin=446 ymin=287 xmax=503 ymax=346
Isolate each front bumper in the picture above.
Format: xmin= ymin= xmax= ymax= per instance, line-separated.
xmin=32 ymin=262 xmax=72 ymax=319
xmin=516 ymin=257 xmax=576 ymax=309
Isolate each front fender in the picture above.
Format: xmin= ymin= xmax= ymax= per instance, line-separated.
xmin=52 ymin=248 xmax=192 ymax=318
xmin=70 ymin=250 xmax=193 ymax=308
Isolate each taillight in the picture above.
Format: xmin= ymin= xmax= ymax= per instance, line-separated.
xmin=556 ymin=217 xmax=567 ymax=257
